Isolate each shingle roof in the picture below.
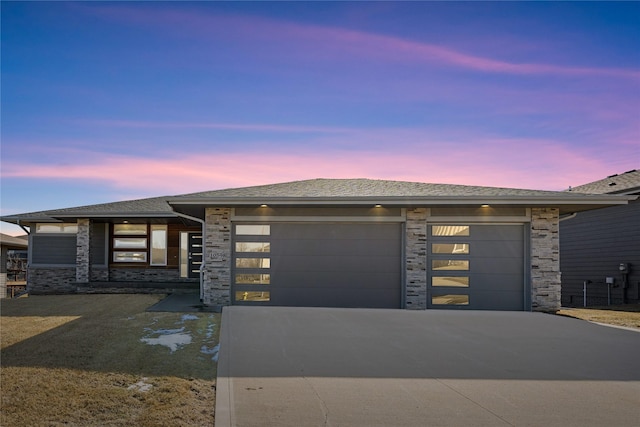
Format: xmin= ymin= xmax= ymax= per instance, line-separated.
xmin=0 ymin=233 xmax=28 ymax=248
xmin=1 ymin=196 xmax=175 ymax=223
xmin=1 ymin=178 xmax=634 ymax=223
xmin=175 ymin=178 xmax=585 ymax=199
xmin=568 ymin=170 xmax=640 ymax=195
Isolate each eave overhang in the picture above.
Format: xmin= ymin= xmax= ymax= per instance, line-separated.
xmin=168 ymin=194 xmax=637 ymax=217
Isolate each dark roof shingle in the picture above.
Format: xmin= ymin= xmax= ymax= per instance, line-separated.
xmin=568 ymin=170 xmax=640 ymax=195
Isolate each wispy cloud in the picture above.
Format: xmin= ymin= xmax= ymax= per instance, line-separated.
xmin=77 ymin=119 xmax=353 ymax=134
xmin=84 ymin=4 xmax=640 ymax=80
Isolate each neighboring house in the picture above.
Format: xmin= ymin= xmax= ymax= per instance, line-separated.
xmin=560 ymin=170 xmax=640 ymax=306
xmin=0 ymin=233 xmax=29 ymax=298
xmin=1 ymin=179 xmax=634 ymax=311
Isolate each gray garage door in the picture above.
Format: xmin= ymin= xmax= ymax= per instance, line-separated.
xmin=428 ymin=224 xmax=525 ymax=310
xmin=233 ymin=223 xmax=402 ymax=308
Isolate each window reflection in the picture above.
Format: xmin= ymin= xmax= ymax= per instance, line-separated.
xmin=432 ymin=260 xmax=469 ymax=271
xmin=235 ymin=242 xmax=270 ymax=253
xmin=236 ymin=258 xmax=270 ymax=268
xmin=235 ymin=274 xmax=270 ymax=284
xmin=432 ymin=243 xmax=469 ymax=254
xmin=432 ymin=294 xmax=469 ymax=305
xmin=236 ymin=291 xmax=270 ymax=302
xmin=236 ymin=225 xmax=270 ymax=236
xmin=432 ymin=276 xmax=469 ymax=287
xmin=432 ymin=225 xmax=469 ymax=236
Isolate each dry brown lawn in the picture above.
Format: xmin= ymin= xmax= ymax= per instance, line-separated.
xmin=556 ymin=304 xmax=640 ymax=329
xmin=1 ymin=294 xmax=220 ymax=427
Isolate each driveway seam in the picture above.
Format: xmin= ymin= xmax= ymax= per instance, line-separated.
xmin=436 ymin=378 xmax=515 ymax=426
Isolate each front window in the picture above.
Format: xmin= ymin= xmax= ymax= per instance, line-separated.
xmin=36 ymin=223 xmax=78 ymax=234
xmin=150 ymin=225 xmax=168 ymax=266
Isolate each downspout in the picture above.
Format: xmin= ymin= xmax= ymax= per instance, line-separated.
xmin=559 ymin=212 xmax=577 ymax=222
xmin=172 ymin=212 xmax=206 ymax=301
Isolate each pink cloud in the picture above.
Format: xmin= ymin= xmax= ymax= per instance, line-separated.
xmin=1 ymin=137 xmax=628 ymax=194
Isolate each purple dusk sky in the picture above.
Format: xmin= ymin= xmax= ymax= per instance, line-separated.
xmin=1 ymin=1 xmax=639 ymax=234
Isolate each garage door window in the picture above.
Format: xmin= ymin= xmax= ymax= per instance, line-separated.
xmin=430 ymin=224 xmax=472 ymax=307
xmin=235 ymin=242 xmax=270 ymax=252
xmin=235 ymin=273 xmax=270 ymax=284
xmin=428 ymin=224 xmax=525 ymax=310
xmin=432 ymin=243 xmax=469 ymax=254
xmin=432 ymin=225 xmax=469 ymax=236
xmin=234 ymin=224 xmax=272 ymax=303
xmin=432 ymin=260 xmax=469 ymax=270
xmin=432 ymin=277 xmax=469 ymax=287
xmin=236 ymin=291 xmax=270 ymax=302
xmin=432 ymin=295 xmax=469 ymax=305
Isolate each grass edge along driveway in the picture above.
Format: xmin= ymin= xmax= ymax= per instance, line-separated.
xmin=1 ymin=294 xmax=220 ymax=427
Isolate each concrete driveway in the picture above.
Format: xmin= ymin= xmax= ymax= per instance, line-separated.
xmin=215 ymin=307 xmax=640 ymax=427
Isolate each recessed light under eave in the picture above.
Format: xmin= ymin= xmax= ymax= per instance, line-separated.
xmin=374 ymin=204 xmax=382 ymax=208
xmin=260 ymin=204 xmax=268 ymax=208
xmin=481 ymin=204 xmax=490 ymax=208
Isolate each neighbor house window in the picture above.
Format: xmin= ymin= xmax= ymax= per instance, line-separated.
xmin=36 ymin=223 xmax=78 ymax=233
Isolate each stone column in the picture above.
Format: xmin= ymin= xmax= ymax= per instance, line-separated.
xmin=405 ymin=208 xmax=428 ymax=309
xmin=202 ymin=207 xmax=231 ymax=306
xmin=76 ymin=219 xmax=92 ymax=284
xmin=531 ymin=208 xmax=561 ymax=311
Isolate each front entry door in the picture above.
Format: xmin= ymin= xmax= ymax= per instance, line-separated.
xmin=188 ymin=233 xmax=203 ymax=279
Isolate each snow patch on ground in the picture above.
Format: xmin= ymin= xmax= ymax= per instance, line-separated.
xmin=180 ymin=314 xmax=199 ymax=322
xmin=141 ymin=326 xmax=192 ymax=352
xmin=201 ymin=343 xmax=220 ymax=362
xmin=128 ymin=378 xmax=153 ymax=392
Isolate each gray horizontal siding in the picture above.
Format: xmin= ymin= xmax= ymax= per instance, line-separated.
xmin=31 ymin=235 xmax=76 ymax=265
xmin=560 ymin=199 xmax=640 ymax=306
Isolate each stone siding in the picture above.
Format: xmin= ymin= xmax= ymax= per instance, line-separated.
xmin=90 ymin=268 xmax=110 ymax=282
xmin=76 ymin=219 xmax=91 ymax=283
xmin=108 ymin=267 xmax=187 ymax=282
xmin=28 ymin=267 xmax=76 ymax=294
xmin=530 ymin=208 xmax=561 ymax=311
xmin=405 ymin=208 xmax=428 ymax=309
xmin=202 ymin=208 xmax=232 ymax=307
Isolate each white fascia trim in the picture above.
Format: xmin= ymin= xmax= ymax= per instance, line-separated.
xmin=169 ymin=195 xmax=635 ymax=207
